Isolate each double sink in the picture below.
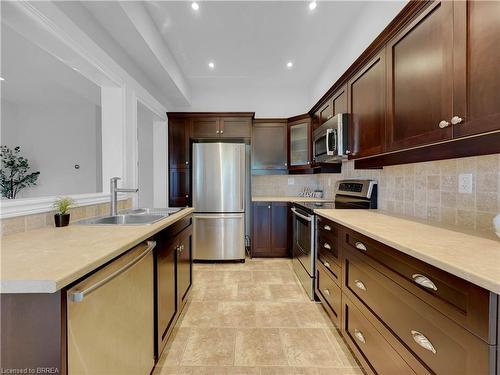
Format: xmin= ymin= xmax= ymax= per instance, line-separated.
xmin=77 ymin=207 xmax=184 ymax=225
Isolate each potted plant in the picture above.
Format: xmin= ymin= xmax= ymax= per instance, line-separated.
xmin=53 ymin=197 xmax=74 ymax=227
xmin=0 ymin=145 xmax=40 ymax=199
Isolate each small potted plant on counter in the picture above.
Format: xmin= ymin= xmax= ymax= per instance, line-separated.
xmin=53 ymin=197 xmax=74 ymax=227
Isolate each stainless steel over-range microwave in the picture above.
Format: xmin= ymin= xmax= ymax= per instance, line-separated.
xmin=312 ymin=113 xmax=349 ymax=163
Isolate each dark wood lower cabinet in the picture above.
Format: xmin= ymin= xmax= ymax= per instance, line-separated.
xmin=251 ymin=201 xmax=290 ymax=257
xmin=169 ymin=168 xmax=190 ymax=207
xmin=315 ymin=215 xmax=499 ymax=375
xmin=154 ymin=216 xmax=193 ymax=359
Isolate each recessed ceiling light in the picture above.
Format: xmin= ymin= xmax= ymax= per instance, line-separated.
xmin=191 ymin=2 xmax=199 ymax=11
xmin=309 ymin=1 xmax=317 ymax=10
xmin=286 ymin=61 xmax=294 ymax=69
xmin=208 ymin=62 xmax=215 ymax=69
xmin=0 ymin=77 xmax=4 ymax=81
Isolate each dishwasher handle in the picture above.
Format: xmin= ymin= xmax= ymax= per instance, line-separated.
xmin=69 ymin=241 xmax=156 ymax=303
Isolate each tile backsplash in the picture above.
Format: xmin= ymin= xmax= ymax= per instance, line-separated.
xmin=253 ymin=154 xmax=500 ymax=234
xmin=0 ymin=198 xmax=132 ymax=236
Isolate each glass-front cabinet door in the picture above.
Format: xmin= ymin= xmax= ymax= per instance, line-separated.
xmin=288 ymin=117 xmax=311 ymax=168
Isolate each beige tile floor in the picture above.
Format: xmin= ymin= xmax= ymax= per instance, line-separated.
xmin=154 ymin=258 xmax=363 ymax=375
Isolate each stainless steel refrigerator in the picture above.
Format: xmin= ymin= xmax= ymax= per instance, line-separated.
xmin=192 ymin=142 xmax=246 ymax=261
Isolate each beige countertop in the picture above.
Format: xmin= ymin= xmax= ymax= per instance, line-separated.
xmin=252 ymin=196 xmax=331 ymax=202
xmin=0 ymin=208 xmax=194 ymax=294
xmin=314 ymin=209 xmax=500 ymax=294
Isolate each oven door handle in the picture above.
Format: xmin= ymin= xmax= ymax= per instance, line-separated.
xmin=291 ymin=207 xmax=313 ymax=222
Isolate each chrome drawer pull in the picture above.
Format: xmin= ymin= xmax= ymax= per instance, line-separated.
xmin=323 ymin=288 xmax=330 ymax=296
xmin=412 ymin=274 xmax=437 ymax=291
xmin=323 ymin=243 xmax=331 ymax=250
xmin=323 ymin=261 xmax=331 ymax=269
xmin=354 ymin=280 xmax=367 ymax=291
xmin=324 ymin=225 xmax=331 ymax=231
xmin=355 ymin=241 xmax=367 ymax=251
xmin=411 ymin=330 xmax=436 ymax=354
xmin=354 ymin=329 xmax=366 ymax=344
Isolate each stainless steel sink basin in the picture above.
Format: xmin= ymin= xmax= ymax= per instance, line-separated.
xmin=76 ymin=207 xmax=184 ymax=226
xmin=77 ymin=214 xmax=167 ymax=225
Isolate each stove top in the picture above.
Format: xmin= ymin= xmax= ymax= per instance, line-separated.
xmin=292 ymin=179 xmax=378 ymax=214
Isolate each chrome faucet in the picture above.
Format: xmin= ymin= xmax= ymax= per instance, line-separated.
xmin=110 ymin=177 xmax=138 ymax=216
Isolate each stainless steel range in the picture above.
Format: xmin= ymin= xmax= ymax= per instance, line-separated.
xmin=291 ymin=179 xmax=377 ymax=300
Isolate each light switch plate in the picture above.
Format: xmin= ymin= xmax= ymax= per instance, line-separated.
xmin=458 ymin=173 xmax=473 ymax=194
xmin=288 ymin=177 xmax=295 ymax=185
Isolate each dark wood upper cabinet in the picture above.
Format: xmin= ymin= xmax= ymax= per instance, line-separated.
xmin=386 ymin=1 xmax=454 ymax=152
xmin=314 ymin=85 xmax=347 ymax=131
xmin=452 ymin=0 xmax=500 ymax=138
xmin=251 ymin=120 xmax=287 ymax=171
xmin=331 ymin=85 xmax=348 ymax=117
xmin=316 ymin=101 xmax=333 ymax=130
xmin=219 ymin=117 xmax=251 ymax=138
xmin=191 ymin=117 xmax=219 ymax=138
xmin=348 ymin=52 xmax=386 ymax=158
xmin=168 ymin=117 xmax=190 ymax=169
xmin=288 ymin=116 xmax=312 ymax=169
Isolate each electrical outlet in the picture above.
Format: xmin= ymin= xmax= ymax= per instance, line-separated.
xmin=458 ymin=173 xmax=473 ymax=194
xmin=288 ymin=177 xmax=295 ymax=185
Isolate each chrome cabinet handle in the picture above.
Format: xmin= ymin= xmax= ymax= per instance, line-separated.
xmin=412 ymin=274 xmax=437 ymax=291
xmin=185 ymin=161 xmax=189 ymax=165
xmin=221 ymin=130 xmax=224 ymax=134
xmin=354 ymin=329 xmax=366 ymax=344
xmin=345 ymin=150 xmax=351 ymax=155
xmin=354 ymin=280 xmax=367 ymax=291
xmin=284 ymin=162 xmax=287 ymax=166
xmin=323 ymin=261 xmax=331 ymax=269
xmin=438 ymin=120 xmax=450 ymax=129
xmin=451 ymin=116 xmax=463 ymax=125
xmin=411 ymin=330 xmax=436 ymax=354
xmin=69 ymin=241 xmax=156 ymax=302
xmin=323 ymin=288 xmax=330 ymax=296
xmin=323 ymin=225 xmax=331 ymax=231
xmin=268 ymin=205 xmax=271 ymax=209
xmin=354 ymin=241 xmax=367 ymax=251
xmin=185 ymin=194 xmax=189 ymax=198
xmin=323 ymin=243 xmax=331 ymax=250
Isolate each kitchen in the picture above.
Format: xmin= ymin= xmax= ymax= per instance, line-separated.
xmin=1 ymin=1 xmax=500 ymax=375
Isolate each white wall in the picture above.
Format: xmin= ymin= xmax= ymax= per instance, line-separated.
xmin=309 ymin=1 xmax=408 ymax=106
xmin=137 ymin=102 xmax=156 ymax=207
xmin=176 ymin=86 xmax=311 ymax=118
xmin=1 ymin=98 xmax=102 ymax=198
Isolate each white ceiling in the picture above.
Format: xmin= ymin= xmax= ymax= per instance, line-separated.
xmin=5 ymin=1 xmax=407 ymax=116
xmin=143 ymin=1 xmax=366 ymax=90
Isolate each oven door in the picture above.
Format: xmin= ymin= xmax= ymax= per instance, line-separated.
xmin=291 ymin=207 xmax=314 ymax=276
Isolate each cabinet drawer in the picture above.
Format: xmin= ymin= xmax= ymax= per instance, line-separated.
xmin=317 ymin=248 xmax=341 ymax=286
xmin=317 ymin=231 xmax=341 ymax=267
xmin=317 ymin=216 xmax=339 ymax=239
xmin=344 ymin=249 xmax=492 ymax=375
xmin=343 ymin=228 xmax=495 ymax=343
xmin=316 ymin=261 xmax=341 ymax=327
xmin=342 ymin=295 xmax=417 ymax=375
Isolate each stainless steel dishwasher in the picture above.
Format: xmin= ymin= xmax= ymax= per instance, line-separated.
xmin=67 ymin=241 xmax=155 ymax=375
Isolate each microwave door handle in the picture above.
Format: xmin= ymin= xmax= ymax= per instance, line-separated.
xmin=326 ymin=129 xmax=330 ymax=155
xmin=332 ymin=129 xmax=338 ymax=154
